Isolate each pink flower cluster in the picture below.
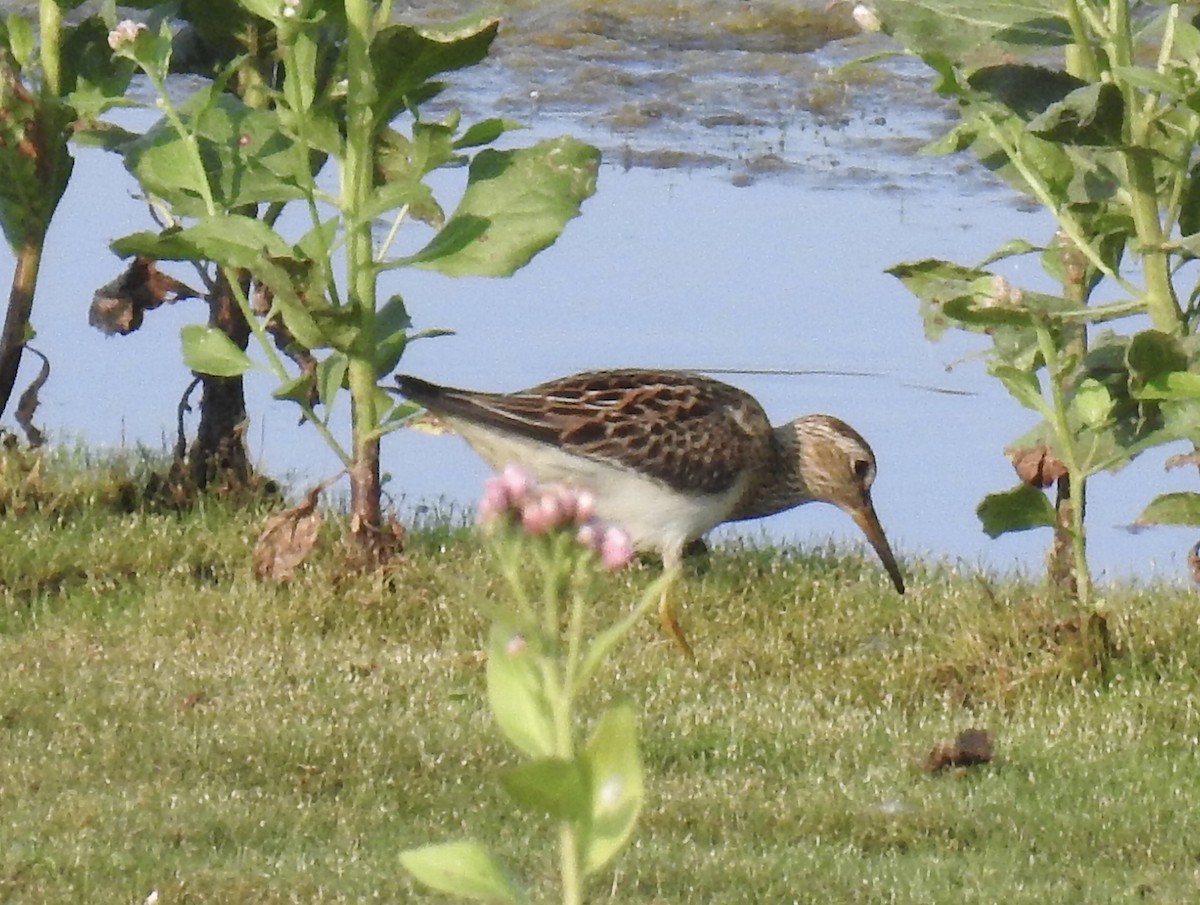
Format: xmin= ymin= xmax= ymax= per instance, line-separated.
xmin=479 ymin=465 xmax=634 ymax=570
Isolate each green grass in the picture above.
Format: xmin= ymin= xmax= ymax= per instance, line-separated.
xmin=2 ymin=450 xmax=1199 ymax=903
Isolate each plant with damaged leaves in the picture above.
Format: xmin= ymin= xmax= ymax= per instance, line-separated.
xmin=0 ymin=1 xmax=134 ymax=443
xmin=95 ymin=0 xmax=598 ymax=557
xmin=401 ymin=468 xmax=667 ymax=905
xmin=854 ymin=0 xmax=1200 ymax=601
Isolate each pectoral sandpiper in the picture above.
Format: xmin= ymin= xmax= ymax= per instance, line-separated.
xmin=396 ymin=369 xmax=905 ymax=654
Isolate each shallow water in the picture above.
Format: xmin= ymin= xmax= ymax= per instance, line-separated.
xmin=1 ymin=6 xmax=1196 ymax=583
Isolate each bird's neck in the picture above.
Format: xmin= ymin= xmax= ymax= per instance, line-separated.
xmin=727 ymin=425 xmax=814 ymax=522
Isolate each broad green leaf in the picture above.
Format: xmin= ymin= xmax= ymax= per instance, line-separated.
xmin=400 ymin=840 xmax=527 ymax=905
xmin=454 ymin=117 xmax=526 ymax=149
xmin=272 ymin=372 xmax=314 ymax=405
xmin=1027 ymin=82 xmax=1124 ymax=146
xmin=112 ymin=215 xmax=293 ymax=269
xmin=316 ymin=352 xmax=348 ymax=412
xmin=6 ymin=13 xmax=33 ymax=69
xmin=373 ymin=295 xmax=416 ymax=377
xmin=411 ymin=137 xmax=600 ymax=277
xmin=990 ymin=365 xmax=1047 ymax=415
xmin=1136 ymin=492 xmax=1200 ymax=527
xmin=1072 ymin=378 xmax=1112 ymax=428
xmin=308 ymin=305 xmax=362 ymax=354
xmin=499 ymin=757 xmax=590 ymax=821
xmin=1136 ymin=370 xmax=1200 ymax=401
xmin=1127 ymin=330 xmax=1189 ymax=381
xmin=181 ymin=324 xmax=254 ymax=377
xmin=255 ymin=257 xmax=327 ymax=351
xmin=123 ymin=96 xmax=307 ymax=216
xmin=371 ymin=15 xmax=501 ymax=127
xmin=61 ymin=16 xmax=137 ymax=120
xmin=873 ymin=0 xmax=1070 ymax=61
xmin=977 ymin=484 xmax=1056 ymax=537
xmin=581 ymin=704 xmax=643 ymax=875
xmin=979 ymin=238 xmax=1041 ymax=266
xmin=485 ymin=623 xmax=556 ymax=758
xmin=968 ymin=65 xmax=1084 ymax=123
xmin=1112 ymin=64 xmax=1189 ymax=99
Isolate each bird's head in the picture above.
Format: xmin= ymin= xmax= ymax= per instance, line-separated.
xmin=784 ymin=415 xmax=906 ymax=594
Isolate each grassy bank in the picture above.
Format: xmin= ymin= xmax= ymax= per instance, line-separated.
xmin=1 ymin=450 xmax=1198 ymax=903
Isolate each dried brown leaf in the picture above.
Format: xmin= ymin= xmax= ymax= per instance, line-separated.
xmin=254 ymin=484 xmax=323 ymax=582
xmin=1008 ymin=445 xmax=1068 ymax=488
xmin=1165 ymin=451 xmax=1200 ymax=472
xmin=89 ymin=257 xmax=199 ymax=336
xmin=14 ymin=346 xmax=48 ymax=448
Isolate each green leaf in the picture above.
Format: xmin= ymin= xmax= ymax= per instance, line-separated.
xmin=887 ymin=257 xmax=1076 ymax=339
xmin=181 ymin=324 xmax=254 ymax=377
xmin=581 ymin=704 xmax=643 ymax=875
xmin=499 ymin=757 xmax=590 ymax=821
xmin=454 ymin=117 xmax=526 ymax=149
xmin=410 ymin=137 xmax=600 ymax=277
xmin=977 ymin=484 xmax=1056 ymax=537
xmin=400 ymin=841 xmax=528 ymax=905
xmin=990 ymin=365 xmax=1047 ymax=414
xmin=1027 ymin=82 xmax=1124 ymax=146
xmin=979 ymin=238 xmax=1041 ymax=266
xmin=873 ymin=0 xmax=1070 ymax=60
xmin=271 ymin=372 xmax=314 ymax=405
xmin=371 ymin=15 xmax=501 ymax=126
xmin=112 ymin=215 xmax=293 ymax=269
xmin=373 ymin=295 xmax=412 ymax=377
xmin=1136 ymin=370 xmax=1200 ymax=401
xmin=968 ymin=64 xmax=1084 ymax=122
xmin=1136 ymin=492 xmax=1200 ymax=527
xmin=1072 ymin=378 xmax=1113 ymax=428
xmin=122 ymin=96 xmax=307 ymax=216
xmin=6 ymin=13 xmax=33 ymax=69
xmin=1127 ymin=330 xmax=1189 ymax=381
xmin=485 ymin=623 xmax=556 ymax=758
xmin=316 ymin=352 xmax=348 ymax=412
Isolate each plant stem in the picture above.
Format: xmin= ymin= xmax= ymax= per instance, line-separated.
xmin=1062 ymin=0 xmax=1101 ymax=80
xmin=0 ymin=243 xmax=42 ymax=420
xmin=37 ymin=0 xmax=61 ymax=96
xmin=342 ymin=0 xmax=385 ymax=546
xmin=1035 ymin=324 xmax=1093 ymax=606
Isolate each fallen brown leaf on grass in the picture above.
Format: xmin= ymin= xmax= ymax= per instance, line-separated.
xmin=254 ymin=484 xmax=323 ymax=582
xmin=925 ymin=728 xmax=993 ymax=773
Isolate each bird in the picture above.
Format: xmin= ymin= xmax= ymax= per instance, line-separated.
xmin=394 ymin=369 xmax=905 ymax=655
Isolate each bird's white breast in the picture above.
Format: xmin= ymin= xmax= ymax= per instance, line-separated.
xmin=449 ymin=419 xmax=745 ymax=561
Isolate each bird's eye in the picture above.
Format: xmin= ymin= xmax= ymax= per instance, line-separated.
xmin=852 ymin=458 xmax=872 ymax=481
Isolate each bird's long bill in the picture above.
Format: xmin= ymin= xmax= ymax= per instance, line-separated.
xmin=850 ymin=500 xmax=906 ymax=594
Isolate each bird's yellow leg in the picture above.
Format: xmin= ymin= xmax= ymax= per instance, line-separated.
xmin=657 ymin=566 xmax=693 ymax=658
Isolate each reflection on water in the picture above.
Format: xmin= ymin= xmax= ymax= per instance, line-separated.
xmin=0 ymin=11 xmax=1194 ymax=584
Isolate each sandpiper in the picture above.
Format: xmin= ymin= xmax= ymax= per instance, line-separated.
xmin=395 ymin=369 xmax=905 ymax=653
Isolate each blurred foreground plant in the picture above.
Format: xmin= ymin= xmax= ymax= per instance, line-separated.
xmin=853 ymin=0 xmax=1200 ymax=601
xmin=401 ymin=466 xmax=670 ymax=905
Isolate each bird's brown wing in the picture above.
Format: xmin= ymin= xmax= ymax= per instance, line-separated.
xmin=396 ymin=370 xmax=772 ymax=495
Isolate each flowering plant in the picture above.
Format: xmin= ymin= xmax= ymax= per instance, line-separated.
xmin=401 ymin=466 xmax=671 ymax=905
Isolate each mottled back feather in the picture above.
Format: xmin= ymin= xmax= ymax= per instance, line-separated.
xmin=397 ymin=370 xmax=773 ymax=496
